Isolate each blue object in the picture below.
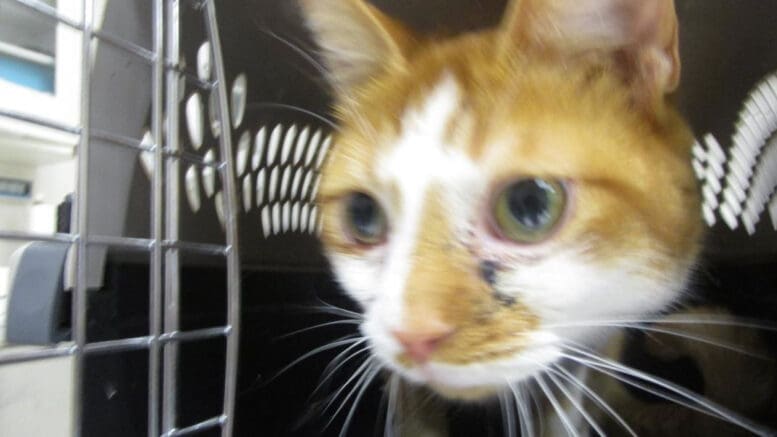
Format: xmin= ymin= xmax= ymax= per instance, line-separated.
xmin=6 ymin=242 xmax=71 ymax=345
xmin=0 ymin=53 xmax=55 ymax=93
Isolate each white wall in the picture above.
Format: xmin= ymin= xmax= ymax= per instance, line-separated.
xmin=0 ymin=356 xmax=72 ymax=437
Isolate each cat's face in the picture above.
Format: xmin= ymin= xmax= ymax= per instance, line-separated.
xmin=303 ymin=0 xmax=701 ymax=400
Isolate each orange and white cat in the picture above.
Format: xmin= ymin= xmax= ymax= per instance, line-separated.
xmin=300 ymin=0 xmax=714 ymax=434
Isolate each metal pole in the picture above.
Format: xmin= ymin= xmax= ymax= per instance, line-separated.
xmin=149 ymin=0 xmax=165 ymax=435
xmin=203 ymin=2 xmax=242 ymax=435
xmin=72 ymin=0 xmax=94 ymax=434
xmin=163 ymin=0 xmax=182 ymax=434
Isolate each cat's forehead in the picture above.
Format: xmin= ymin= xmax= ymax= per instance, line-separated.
xmin=377 ymin=75 xmax=479 ymax=184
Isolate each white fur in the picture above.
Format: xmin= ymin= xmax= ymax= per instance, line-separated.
xmin=397 ymin=331 xmax=563 ymax=389
xmin=503 ymin=249 xmax=684 ymax=324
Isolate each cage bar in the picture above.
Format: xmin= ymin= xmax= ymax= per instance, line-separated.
xmin=204 ymin=2 xmax=243 ymax=436
xmin=11 ymin=0 xmax=82 ymax=29
xmin=70 ymin=0 xmax=95 ymax=435
xmin=90 ymin=129 xmax=156 ymax=153
xmin=167 ymin=415 xmax=225 ymax=437
xmin=0 ymin=231 xmax=75 ymax=244
xmin=163 ymin=0 xmax=183 ymax=433
xmin=2 ymin=1 xmax=243 ymax=435
xmin=92 ymin=29 xmax=156 ymax=63
xmin=158 ymin=326 xmax=230 ymax=344
xmin=0 ymin=345 xmax=75 ymax=366
xmin=0 ymin=108 xmax=81 ymax=134
xmin=82 ymin=336 xmax=153 ymax=355
xmin=149 ymin=0 xmax=166 ymax=435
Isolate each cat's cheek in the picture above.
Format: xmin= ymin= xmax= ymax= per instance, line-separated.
xmin=327 ymin=252 xmax=385 ymax=306
xmin=498 ymin=252 xmax=686 ymax=327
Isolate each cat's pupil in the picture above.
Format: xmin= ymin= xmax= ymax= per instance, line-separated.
xmin=508 ymin=180 xmax=552 ymax=230
xmin=347 ymin=193 xmax=383 ymax=240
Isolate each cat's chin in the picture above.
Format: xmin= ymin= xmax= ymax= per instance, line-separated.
xmin=425 ymin=382 xmax=502 ymax=401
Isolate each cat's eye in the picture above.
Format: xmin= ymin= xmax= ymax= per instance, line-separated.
xmin=493 ymin=178 xmax=566 ymax=243
xmin=343 ymin=192 xmax=388 ymax=245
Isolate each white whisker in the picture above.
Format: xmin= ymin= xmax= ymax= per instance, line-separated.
xmin=529 ymin=383 xmax=545 ymax=437
xmin=546 ymin=368 xmax=606 ymax=436
xmin=323 ymin=357 xmax=376 ymax=420
xmin=535 ymin=374 xmax=579 ymax=436
xmin=276 ymin=319 xmax=362 ymax=340
xmin=311 ymin=340 xmax=371 ymax=398
xmin=509 ymin=382 xmax=534 ymax=437
xmin=338 ymin=362 xmax=382 ymax=437
xmin=311 ymin=298 xmax=364 ymax=320
xmin=269 ymin=334 xmax=360 ymax=384
xmin=499 ymin=390 xmax=518 ymax=437
xmin=549 ymin=319 xmax=771 ymax=360
xmin=562 ymin=345 xmax=775 ymax=436
xmin=384 ymin=374 xmax=400 ymax=437
xmin=553 ymin=365 xmax=637 ymax=437
xmin=622 ymin=323 xmax=770 ymax=360
xmin=255 ymin=28 xmax=380 ymax=143
xmin=546 ymin=317 xmax=777 ymax=332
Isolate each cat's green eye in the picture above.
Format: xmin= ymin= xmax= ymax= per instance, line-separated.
xmin=343 ymin=192 xmax=388 ymax=245
xmin=493 ymin=178 xmax=566 ymax=243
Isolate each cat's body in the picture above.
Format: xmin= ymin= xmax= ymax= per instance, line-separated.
xmin=296 ymin=0 xmax=771 ymax=435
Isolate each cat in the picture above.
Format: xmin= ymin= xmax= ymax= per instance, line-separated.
xmin=296 ymin=0 xmax=772 ymax=435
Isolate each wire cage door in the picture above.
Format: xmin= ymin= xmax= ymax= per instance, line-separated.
xmin=0 ymin=0 xmax=241 ymax=436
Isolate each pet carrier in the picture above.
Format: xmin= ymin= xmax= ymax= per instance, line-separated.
xmin=0 ymin=1 xmax=776 ymax=436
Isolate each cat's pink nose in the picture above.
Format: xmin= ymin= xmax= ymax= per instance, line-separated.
xmin=392 ymin=324 xmax=455 ymax=363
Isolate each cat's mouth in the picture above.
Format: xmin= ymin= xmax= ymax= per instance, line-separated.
xmin=381 ymin=339 xmax=563 ymax=401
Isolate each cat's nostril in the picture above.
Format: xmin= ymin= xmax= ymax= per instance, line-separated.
xmin=392 ymin=324 xmax=455 ymax=363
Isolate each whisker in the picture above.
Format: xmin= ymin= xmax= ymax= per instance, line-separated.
xmin=508 ymin=382 xmax=533 ymax=437
xmin=553 ymin=365 xmax=637 ymax=437
xmin=549 ymin=320 xmax=771 ymax=360
xmin=276 ymin=319 xmax=361 ymax=341
xmin=257 ymin=27 xmax=331 ymax=79
xmin=499 ymin=390 xmax=518 ymax=437
xmin=535 ymin=374 xmax=578 ymax=436
xmin=323 ymin=357 xmax=375 ymax=421
xmin=563 ymin=354 xmax=741 ymax=434
xmin=562 ymin=345 xmax=775 ymax=436
xmin=384 ymin=375 xmax=400 ymax=437
xmin=546 ymin=368 xmax=606 ymax=436
xmin=339 ymin=362 xmax=382 ymax=437
xmin=308 ymin=298 xmax=364 ymax=320
xmin=620 ymin=323 xmax=771 ymax=360
xmin=266 ymin=334 xmax=360 ymax=385
xmin=247 ymin=102 xmax=340 ymax=131
xmin=528 ymin=383 xmax=545 ymax=437
xmin=279 ymin=299 xmax=362 ymax=320
xmin=545 ymin=317 xmax=777 ymax=332
xmin=310 ymin=340 xmax=371 ymax=399
xmin=256 ymin=27 xmax=380 ymax=143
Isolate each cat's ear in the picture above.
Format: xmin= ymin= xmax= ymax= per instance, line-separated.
xmin=299 ymin=0 xmax=415 ymax=92
xmin=501 ymin=0 xmax=680 ymax=97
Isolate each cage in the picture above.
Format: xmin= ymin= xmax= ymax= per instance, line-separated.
xmin=0 ymin=0 xmax=776 ymax=436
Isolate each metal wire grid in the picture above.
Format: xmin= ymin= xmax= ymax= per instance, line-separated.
xmin=0 ymin=0 xmax=242 ymax=436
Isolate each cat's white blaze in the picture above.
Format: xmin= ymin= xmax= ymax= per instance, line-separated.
xmin=370 ymin=75 xmax=477 ymax=330
xmin=330 ymin=76 xmax=480 ymax=328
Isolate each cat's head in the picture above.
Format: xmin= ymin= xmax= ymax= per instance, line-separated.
xmin=301 ymin=0 xmax=702 ymax=400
